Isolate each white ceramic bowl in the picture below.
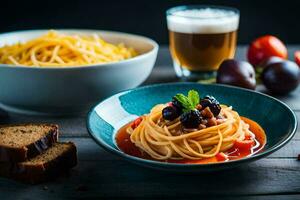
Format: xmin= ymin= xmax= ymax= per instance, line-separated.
xmin=0 ymin=29 xmax=158 ymax=115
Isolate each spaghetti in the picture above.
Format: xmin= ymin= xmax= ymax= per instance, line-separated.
xmin=0 ymin=30 xmax=137 ymax=67
xmin=127 ymin=104 xmax=255 ymax=160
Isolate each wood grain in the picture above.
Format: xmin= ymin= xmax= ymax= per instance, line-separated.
xmin=0 ymin=158 xmax=299 ymax=199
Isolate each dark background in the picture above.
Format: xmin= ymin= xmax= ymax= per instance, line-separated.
xmin=1 ymin=0 xmax=299 ymax=44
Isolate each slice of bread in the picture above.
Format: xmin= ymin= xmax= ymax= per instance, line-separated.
xmin=0 ymin=142 xmax=77 ymax=184
xmin=0 ymin=124 xmax=58 ymax=162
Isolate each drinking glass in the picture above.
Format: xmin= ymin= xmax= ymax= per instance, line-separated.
xmin=166 ymin=5 xmax=240 ymax=81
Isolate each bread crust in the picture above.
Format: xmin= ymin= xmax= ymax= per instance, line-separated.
xmin=0 ymin=142 xmax=77 ymax=184
xmin=0 ymin=124 xmax=59 ymax=162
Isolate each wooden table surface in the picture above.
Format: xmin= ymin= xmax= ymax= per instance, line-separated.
xmin=0 ymin=46 xmax=299 ymax=200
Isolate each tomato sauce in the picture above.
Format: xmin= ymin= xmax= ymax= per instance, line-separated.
xmin=115 ymin=117 xmax=266 ymax=164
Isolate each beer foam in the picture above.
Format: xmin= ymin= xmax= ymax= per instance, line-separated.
xmin=167 ymin=8 xmax=239 ymax=34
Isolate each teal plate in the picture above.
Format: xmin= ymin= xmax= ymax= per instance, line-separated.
xmin=87 ymin=83 xmax=297 ymax=172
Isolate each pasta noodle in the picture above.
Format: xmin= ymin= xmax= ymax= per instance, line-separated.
xmin=128 ymin=105 xmax=254 ymax=160
xmin=0 ymin=30 xmax=137 ymax=67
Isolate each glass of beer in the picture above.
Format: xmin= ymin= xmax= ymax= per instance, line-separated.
xmin=166 ymin=5 xmax=240 ymax=81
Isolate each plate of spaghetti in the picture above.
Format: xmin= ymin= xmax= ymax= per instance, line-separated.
xmin=87 ymin=83 xmax=297 ymax=171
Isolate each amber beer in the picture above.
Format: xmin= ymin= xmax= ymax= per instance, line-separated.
xmin=169 ymin=31 xmax=237 ymax=71
xmin=167 ymin=6 xmax=240 ymax=79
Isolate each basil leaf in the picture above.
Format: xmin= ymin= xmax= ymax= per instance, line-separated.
xmin=174 ymin=94 xmax=190 ymax=106
xmin=174 ymin=90 xmax=200 ymax=113
xmin=174 ymin=94 xmax=193 ymax=111
xmin=188 ymin=90 xmax=200 ymax=108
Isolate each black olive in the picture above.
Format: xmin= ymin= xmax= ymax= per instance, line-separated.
xmin=162 ymin=106 xmax=180 ymax=121
xmin=180 ymin=110 xmax=202 ymax=129
xmin=200 ymin=96 xmax=221 ymax=117
xmin=204 ymin=95 xmax=219 ymax=103
xmin=199 ymin=98 xmax=211 ymax=108
xmin=171 ymin=97 xmax=183 ymax=114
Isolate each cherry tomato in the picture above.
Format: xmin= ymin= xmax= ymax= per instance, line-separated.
xmin=247 ymin=35 xmax=288 ymax=66
xmin=294 ymin=51 xmax=300 ymax=67
xmin=234 ymin=139 xmax=255 ymax=150
xmin=244 ymin=134 xmax=253 ymax=140
xmin=131 ymin=117 xmax=142 ymax=130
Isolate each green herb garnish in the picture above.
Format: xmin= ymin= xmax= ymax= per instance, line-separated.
xmin=174 ymin=90 xmax=200 ymax=112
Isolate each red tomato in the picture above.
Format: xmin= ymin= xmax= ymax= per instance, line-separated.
xmin=234 ymin=140 xmax=255 ymax=150
xmin=294 ymin=51 xmax=300 ymax=67
xmin=131 ymin=117 xmax=142 ymax=130
xmin=244 ymin=134 xmax=253 ymax=140
xmin=247 ymin=35 xmax=288 ymax=66
xmin=216 ymin=152 xmax=228 ymax=162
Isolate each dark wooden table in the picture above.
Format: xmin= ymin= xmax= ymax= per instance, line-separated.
xmin=0 ymin=46 xmax=299 ymax=200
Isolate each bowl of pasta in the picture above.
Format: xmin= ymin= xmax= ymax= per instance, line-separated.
xmin=87 ymin=82 xmax=297 ymax=172
xmin=0 ymin=29 xmax=158 ymax=115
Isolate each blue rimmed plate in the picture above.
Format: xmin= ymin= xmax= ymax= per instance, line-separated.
xmin=87 ymin=83 xmax=297 ymax=172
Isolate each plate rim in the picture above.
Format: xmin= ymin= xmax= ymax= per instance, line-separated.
xmin=86 ymin=82 xmax=298 ymax=168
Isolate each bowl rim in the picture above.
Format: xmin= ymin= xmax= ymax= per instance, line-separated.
xmin=87 ymin=82 xmax=298 ymax=168
xmin=0 ymin=29 xmax=159 ymax=70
